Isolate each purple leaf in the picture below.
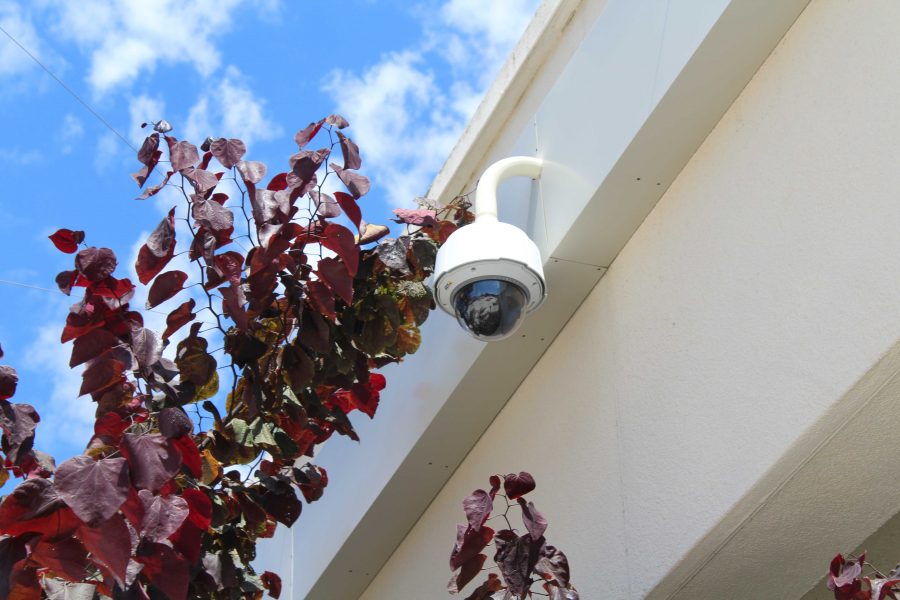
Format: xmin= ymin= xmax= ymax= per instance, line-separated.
xmin=183 ymin=167 xmax=220 ymax=195
xmin=517 ymin=498 xmax=547 ymax=540
xmin=450 ymin=524 xmax=494 ymax=571
xmin=78 ymin=513 xmax=131 ymax=588
xmin=136 ymin=208 xmax=176 ymax=285
xmin=334 ymin=191 xmax=362 ymax=230
xmin=209 ymin=138 xmax=246 ymax=169
xmin=169 ymin=140 xmax=199 ymax=172
xmin=0 ymin=365 xmax=18 ymax=399
xmin=392 ymin=208 xmax=437 ymax=227
xmin=146 ymin=270 xmax=188 ymax=308
xmin=448 ymin=553 xmax=487 ymax=594
xmin=331 ymin=163 xmax=370 ymax=198
xmin=121 ymin=433 xmax=181 ymax=493
xmin=49 ymin=229 xmax=85 ymax=254
xmin=75 ymin=247 xmax=117 ymax=282
xmin=493 ymin=531 xmax=540 ymax=597
xmin=138 ymin=489 xmax=189 ymax=541
xmin=295 ymin=120 xmax=324 ymax=148
xmin=130 ymin=326 xmax=162 ymax=368
xmin=325 ymin=114 xmax=349 ymax=129
xmin=337 ymin=132 xmax=361 ymax=170
xmin=192 ymin=197 xmax=234 ymax=232
xmin=55 ymin=455 xmax=129 ymax=526
xmin=159 ymin=407 xmax=193 ymax=439
xmin=504 ymin=472 xmax=535 ymax=500
xmin=316 ymin=258 xmax=353 ymax=305
xmin=534 ymin=543 xmax=570 ymax=588
xmin=236 ymin=160 xmax=266 ymax=184
xmin=311 ymin=191 xmax=341 ymax=218
xmin=462 ymin=489 xmax=492 ymax=532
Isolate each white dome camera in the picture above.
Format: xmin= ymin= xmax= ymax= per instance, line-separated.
xmin=433 ymin=157 xmax=547 ymax=341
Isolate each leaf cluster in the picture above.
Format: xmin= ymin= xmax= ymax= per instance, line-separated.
xmin=0 ymin=118 xmax=472 ymax=599
xmin=828 ymin=553 xmax=900 ymax=600
xmin=449 ymin=473 xmax=579 ymax=600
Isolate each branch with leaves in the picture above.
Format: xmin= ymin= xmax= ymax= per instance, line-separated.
xmin=450 ymin=473 xmax=579 ymax=600
xmin=828 ymin=553 xmax=900 ymax=600
xmin=0 ymin=116 xmax=471 ymax=599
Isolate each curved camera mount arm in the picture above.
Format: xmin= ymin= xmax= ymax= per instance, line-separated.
xmin=474 ymin=156 xmax=543 ymax=223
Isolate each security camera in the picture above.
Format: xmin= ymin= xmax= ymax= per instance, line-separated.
xmin=433 ymin=157 xmax=547 ymax=341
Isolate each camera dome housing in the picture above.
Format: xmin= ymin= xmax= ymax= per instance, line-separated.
xmin=434 ymin=220 xmax=546 ymax=341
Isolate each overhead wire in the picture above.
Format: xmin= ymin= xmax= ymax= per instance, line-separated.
xmin=0 ymin=23 xmax=138 ymax=153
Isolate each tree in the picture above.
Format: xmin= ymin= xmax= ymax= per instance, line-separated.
xmin=0 ymin=116 xmax=470 ymax=599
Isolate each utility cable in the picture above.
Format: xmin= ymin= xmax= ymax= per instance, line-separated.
xmin=0 ymin=23 xmax=137 ymax=153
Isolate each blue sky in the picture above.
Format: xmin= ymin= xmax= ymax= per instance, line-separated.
xmin=0 ymin=0 xmax=539 ymax=475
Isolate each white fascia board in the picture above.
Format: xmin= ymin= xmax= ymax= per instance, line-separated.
xmin=256 ymin=1 xmax=811 ymax=598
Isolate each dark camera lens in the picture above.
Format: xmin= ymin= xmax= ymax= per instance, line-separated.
xmin=452 ymin=279 xmax=528 ymax=340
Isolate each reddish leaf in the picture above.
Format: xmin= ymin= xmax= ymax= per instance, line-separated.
xmin=221 ymin=284 xmax=249 ymax=331
xmin=146 ymin=270 xmax=187 ymax=309
xmin=163 ymin=299 xmax=196 ymax=340
xmin=336 ymin=132 xmax=361 ymax=170
xmin=317 ymin=258 xmax=353 ymax=305
xmin=493 ymin=531 xmax=539 ymax=597
xmin=77 ymin=513 xmax=130 ymax=587
xmin=169 ymin=139 xmax=199 ymax=172
xmin=92 ymin=411 xmax=129 ymax=445
xmin=334 ymin=191 xmax=362 ymax=231
xmin=321 ymin=223 xmax=359 ymax=277
xmin=489 ymin=475 xmax=501 ymax=499
xmin=331 ymin=163 xmax=370 ymax=198
xmin=461 ymin=573 xmax=503 ymax=600
xmin=209 ymin=138 xmax=246 ymax=169
xmin=69 ymin=329 xmax=119 ymax=368
xmin=325 ymin=114 xmax=349 ymax=129
xmin=392 ymin=208 xmax=436 ymax=227
xmin=137 ymin=133 xmax=160 ymax=165
xmin=450 ymin=524 xmax=494 ymax=571
xmin=183 ymin=167 xmax=220 ymax=194
xmin=120 ymin=433 xmax=181 ymax=493
xmin=136 ymin=208 xmax=176 ymax=285
xmin=462 ymin=490 xmax=492 ymax=532
xmin=236 ymin=160 xmax=266 ymax=184
xmin=75 ymin=247 xmax=117 ymax=282
xmin=262 ymin=571 xmax=282 ymax=598
xmin=136 ymin=541 xmax=189 ymax=600
xmin=54 ymin=455 xmax=129 ymax=526
xmin=294 ymin=120 xmax=324 ymax=148
xmin=0 ymin=401 xmax=38 ymax=463
xmin=358 ymin=223 xmax=390 ymax=245
xmin=306 ymin=280 xmax=335 ymax=321
xmin=138 ymin=489 xmax=188 ymax=542
xmin=267 ymin=172 xmax=289 ymax=191
xmin=0 ymin=365 xmax=18 ymax=399
xmin=290 ymin=148 xmax=329 ymax=185
xmin=30 ymin=536 xmax=88 ymax=581
xmin=168 ymin=488 xmax=211 ymax=565
xmin=78 ymin=358 xmax=125 ymax=397
xmin=130 ymin=327 xmax=162 ymax=369
xmin=295 ymin=464 xmax=328 ymax=503
xmin=504 ymin=472 xmax=536 ymax=500
xmin=0 ymin=478 xmax=65 ymax=535
xmin=48 ymin=229 xmax=84 ymax=254
xmin=54 ymin=270 xmax=79 ymax=295
xmin=311 ymin=191 xmax=341 ymax=218
xmin=137 ymin=170 xmax=172 ymax=200
xmin=159 ymin=407 xmax=193 ymax=439
xmin=517 ymin=498 xmax=548 ymax=541
xmin=172 ymin=435 xmax=201 ymax=478
xmin=534 ymin=544 xmax=570 ymax=588
xmin=192 ymin=197 xmax=233 ymax=232
xmin=448 ymin=553 xmax=487 ymax=594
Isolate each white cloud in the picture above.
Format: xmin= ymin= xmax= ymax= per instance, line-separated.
xmin=128 ymin=94 xmax=166 ymax=145
xmin=322 ymin=0 xmax=539 ymax=208
xmin=58 ymin=113 xmax=84 ymax=154
xmin=43 ymin=0 xmax=244 ymax=94
xmin=93 ymin=132 xmax=120 ymax=172
xmin=25 ymin=323 xmax=96 ymax=457
xmin=184 ymin=66 xmax=282 ymax=148
xmin=0 ymin=147 xmax=42 ymax=165
xmin=0 ymin=1 xmax=44 ymax=76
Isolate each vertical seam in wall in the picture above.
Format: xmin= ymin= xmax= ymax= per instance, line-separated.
xmin=611 ymin=330 xmax=633 ymax=598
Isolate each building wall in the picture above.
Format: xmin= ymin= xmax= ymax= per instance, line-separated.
xmin=360 ymin=1 xmax=900 ymax=598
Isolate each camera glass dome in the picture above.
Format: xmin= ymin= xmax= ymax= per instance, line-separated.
xmin=452 ymin=279 xmax=528 ymax=340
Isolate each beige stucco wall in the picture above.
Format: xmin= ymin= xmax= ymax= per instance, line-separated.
xmin=360 ymin=1 xmax=900 ymax=598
